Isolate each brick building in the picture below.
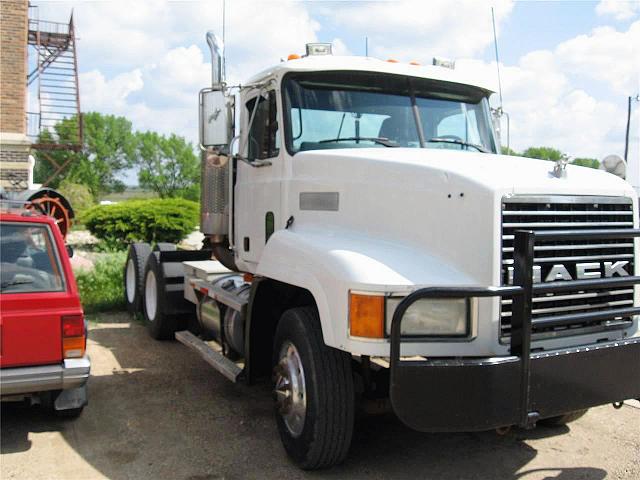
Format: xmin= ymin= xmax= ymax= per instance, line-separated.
xmin=1 ymin=0 xmax=81 ymax=192
xmin=0 ymin=0 xmax=31 ymax=190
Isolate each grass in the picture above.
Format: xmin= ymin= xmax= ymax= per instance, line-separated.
xmin=75 ymin=251 xmax=127 ymax=314
xmin=102 ymin=187 xmax=158 ymax=202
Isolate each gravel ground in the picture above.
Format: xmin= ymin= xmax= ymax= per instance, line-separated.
xmin=2 ymin=311 xmax=639 ymax=480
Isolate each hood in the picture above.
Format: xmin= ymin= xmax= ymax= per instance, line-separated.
xmin=294 ymin=148 xmax=634 ymax=197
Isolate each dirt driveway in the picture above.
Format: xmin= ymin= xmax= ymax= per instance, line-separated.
xmin=2 ymin=312 xmax=639 ymax=480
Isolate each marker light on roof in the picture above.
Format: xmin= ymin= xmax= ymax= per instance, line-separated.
xmin=287 ymin=54 xmax=301 ymax=60
xmin=432 ymin=57 xmax=455 ymax=69
xmin=386 ymin=59 xmax=399 ymax=63
xmin=305 ymin=43 xmax=332 ymax=56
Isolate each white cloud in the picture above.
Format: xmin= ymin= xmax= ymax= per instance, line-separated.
xmin=596 ymin=0 xmax=640 ymax=21
xmin=322 ymin=0 xmax=514 ymax=60
xmin=147 ymin=45 xmax=211 ymax=106
xmin=80 ymin=69 xmax=144 ymax=111
xmin=555 ymin=21 xmax=640 ymax=94
xmin=458 ymin=52 xmax=626 ymax=160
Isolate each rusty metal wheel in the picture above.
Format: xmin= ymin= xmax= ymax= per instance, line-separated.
xmin=27 ymin=195 xmax=72 ymax=238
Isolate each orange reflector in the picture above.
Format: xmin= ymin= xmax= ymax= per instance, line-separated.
xmin=349 ymin=293 xmax=384 ymax=338
xmin=288 ymin=54 xmax=301 ymax=60
xmin=63 ymin=336 xmax=86 ymax=359
xmin=386 ymin=59 xmax=399 ymax=63
xmin=409 ymin=61 xmax=420 ymax=65
xmin=243 ymin=273 xmax=254 ymax=283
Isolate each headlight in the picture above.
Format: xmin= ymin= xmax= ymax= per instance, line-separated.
xmin=386 ymin=297 xmax=470 ymax=337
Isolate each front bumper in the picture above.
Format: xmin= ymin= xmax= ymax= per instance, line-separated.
xmin=390 ymin=228 xmax=640 ymax=432
xmin=1 ymin=357 xmax=91 ymax=396
xmin=390 ymin=337 xmax=640 ymax=432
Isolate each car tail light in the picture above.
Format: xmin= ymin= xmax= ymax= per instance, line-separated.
xmin=62 ymin=315 xmax=86 ymax=359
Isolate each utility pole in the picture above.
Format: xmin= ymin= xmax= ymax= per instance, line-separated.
xmin=625 ymin=94 xmax=640 ymax=163
xmin=624 ymin=96 xmax=631 ymax=162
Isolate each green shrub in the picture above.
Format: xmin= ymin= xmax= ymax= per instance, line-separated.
xmin=75 ymin=252 xmax=127 ymax=313
xmin=82 ymin=198 xmax=199 ymax=249
xmin=58 ymin=180 xmax=95 ymax=216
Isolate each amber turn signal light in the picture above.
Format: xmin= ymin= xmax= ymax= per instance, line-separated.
xmin=349 ymin=293 xmax=384 ymax=338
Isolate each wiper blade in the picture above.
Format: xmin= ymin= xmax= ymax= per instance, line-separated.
xmin=318 ymin=136 xmax=399 ymax=147
xmin=0 ymin=279 xmax=33 ymax=290
xmin=427 ymin=137 xmax=489 ymax=153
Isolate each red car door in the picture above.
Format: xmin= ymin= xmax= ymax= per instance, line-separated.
xmin=0 ymin=217 xmax=80 ymax=368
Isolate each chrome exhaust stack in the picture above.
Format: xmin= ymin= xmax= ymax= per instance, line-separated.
xmin=206 ymin=31 xmax=224 ymax=88
xmin=200 ymin=31 xmax=236 ymax=270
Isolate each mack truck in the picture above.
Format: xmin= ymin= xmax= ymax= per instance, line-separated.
xmin=123 ymin=35 xmax=640 ymax=469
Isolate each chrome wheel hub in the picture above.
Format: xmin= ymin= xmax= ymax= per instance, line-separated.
xmin=145 ymin=270 xmax=157 ymax=321
xmin=125 ymin=259 xmax=136 ymax=303
xmin=274 ymin=341 xmax=307 ymax=438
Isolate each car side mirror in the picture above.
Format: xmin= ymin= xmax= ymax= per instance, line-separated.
xmin=200 ymin=89 xmax=233 ymax=148
xmin=66 ymin=245 xmax=74 ymax=258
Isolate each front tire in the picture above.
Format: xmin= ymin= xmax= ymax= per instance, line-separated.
xmin=273 ymin=307 xmax=354 ymax=469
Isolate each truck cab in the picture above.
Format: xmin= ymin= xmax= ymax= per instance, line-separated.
xmin=127 ymin=39 xmax=640 ymax=470
xmin=0 ymin=207 xmax=89 ymax=417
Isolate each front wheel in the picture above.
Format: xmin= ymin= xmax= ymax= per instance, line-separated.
xmin=273 ymin=307 xmax=354 ymax=470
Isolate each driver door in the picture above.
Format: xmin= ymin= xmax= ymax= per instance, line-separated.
xmin=234 ymin=89 xmax=282 ymax=269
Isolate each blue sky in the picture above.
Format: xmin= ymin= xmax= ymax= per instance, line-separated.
xmin=31 ymin=0 xmax=639 ymax=184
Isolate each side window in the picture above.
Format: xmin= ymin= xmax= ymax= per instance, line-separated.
xmin=246 ymin=91 xmax=280 ymax=160
xmin=0 ymin=223 xmax=66 ymax=293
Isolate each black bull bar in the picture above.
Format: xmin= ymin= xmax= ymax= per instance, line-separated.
xmin=389 ymin=229 xmax=640 ymax=432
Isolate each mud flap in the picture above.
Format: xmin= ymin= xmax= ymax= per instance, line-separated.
xmin=54 ymin=384 xmax=88 ymax=411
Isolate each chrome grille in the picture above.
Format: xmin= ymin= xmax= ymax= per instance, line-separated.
xmin=501 ymin=196 xmax=635 ymax=340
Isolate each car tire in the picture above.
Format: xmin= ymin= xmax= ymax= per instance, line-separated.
xmin=142 ymin=253 xmax=182 ymax=340
xmin=124 ymin=243 xmax=152 ymax=314
xmin=273 ymin=306 xmax=354 ymax=470
xmin=539 ymin=409 xmax=588 ymax=427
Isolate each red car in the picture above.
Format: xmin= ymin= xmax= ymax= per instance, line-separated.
xmin=0 ymin=207 xmax=89 ymax=417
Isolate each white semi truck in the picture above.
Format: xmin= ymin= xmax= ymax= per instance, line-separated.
xmin=124 ymin=35 xmax=640 ymax=469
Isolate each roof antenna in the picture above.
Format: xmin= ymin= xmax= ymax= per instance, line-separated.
xmin=491 ymin=7 xmax=509 ymax=151
xmin=491 ymin=7 xmax=503 ymax=109
xmin=365 ymin=36 xmax=368 ymax=57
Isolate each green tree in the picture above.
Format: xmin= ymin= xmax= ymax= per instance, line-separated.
xmin=572 ymin=157 xmax=600 ymax=169
xmin=501 ymin=146 xmax=520 ymax=156
xmin=521 ymin=146 xmax=566 ymax=161
xmin=58 ymin=180 xmax=94 ymax=216
xmin=136 ymin=131 xmax=200 ymax=200
xmin=34 ymin=112 xmax=137 ymax=200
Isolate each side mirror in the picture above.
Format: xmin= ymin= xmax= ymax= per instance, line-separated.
xmin=65 ymin=244 xmax=74 ymax=258
xmin=200 ymin=89 xmax=233 ymax=148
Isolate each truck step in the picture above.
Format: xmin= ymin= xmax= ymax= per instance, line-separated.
xmin=175 ymin=330 xmax=243 ymax=383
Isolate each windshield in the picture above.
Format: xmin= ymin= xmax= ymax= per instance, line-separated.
xmin=282 ymin=71 xmax=497 ymax=154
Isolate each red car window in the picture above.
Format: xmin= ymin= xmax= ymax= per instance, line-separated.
xmin=0 ymin=222 xmax=66 ymax=294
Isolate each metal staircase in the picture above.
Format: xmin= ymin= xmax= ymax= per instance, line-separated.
xmin=27 ymin=9 xmax=82 ymax=153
